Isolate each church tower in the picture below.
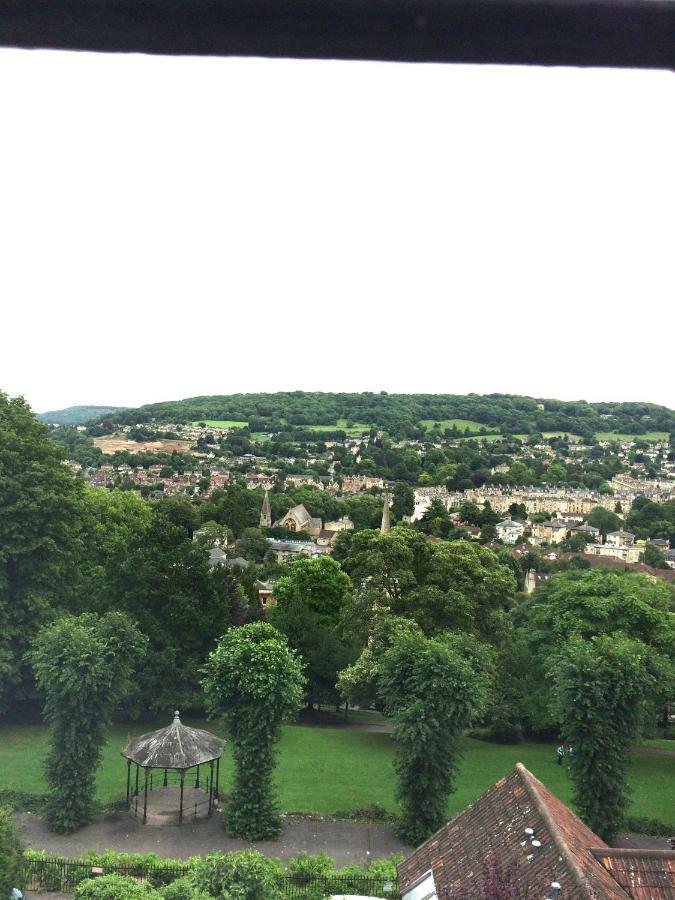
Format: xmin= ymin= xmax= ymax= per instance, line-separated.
xmin=260 ymin=489 xmax=272 ymax=528
xmin=380 ymin=492 xmax=391 ymax=534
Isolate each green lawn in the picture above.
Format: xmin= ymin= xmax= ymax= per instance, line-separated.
xmin=594 ymin=431 xmax=670 ymax=443
xmin=1 ymin=722 xmax=672 ymax=825
xmin=192 ymin=420 xmax=248 ymax=429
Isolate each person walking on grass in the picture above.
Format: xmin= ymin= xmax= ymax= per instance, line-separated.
xmin=556 ymin=744 xmax=565 ymax=766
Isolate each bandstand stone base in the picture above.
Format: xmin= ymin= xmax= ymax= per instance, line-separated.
xmin=130 ymin=785 xmax=216 ymax=825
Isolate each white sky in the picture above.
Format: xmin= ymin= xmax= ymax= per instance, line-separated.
xmin=0 ymin=50 xmax=673 ymax=413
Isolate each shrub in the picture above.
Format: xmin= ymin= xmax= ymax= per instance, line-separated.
xmin=0 ymin=806 xmax=24 ymax=896
xmin=190 ymin=851 xmax=286 ymax=899
xmin=73 ymin=874 xmax=161 ymax=898
xmin=0 ymin=790 xmax=48 ymax=813
xmin=622 ymin=816 xmax=675 ymax=837
xmin=160 ymin=876 xmax=212 ymax=899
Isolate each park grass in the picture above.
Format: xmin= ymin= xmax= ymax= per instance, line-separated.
xmin=594 ymin=431 xmax=670 ymax=443
xmin=0 ymin=722 xmax=672 ymax=826
xmin=191 ymin=420 xmax=248 ymax=429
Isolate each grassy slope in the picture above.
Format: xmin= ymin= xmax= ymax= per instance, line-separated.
xmin=594 ymin=432 xmax=670 ymax=442
xmin=1 ymin=722 xmax=672 ymax=825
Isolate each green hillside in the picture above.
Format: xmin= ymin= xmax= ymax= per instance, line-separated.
xmin=90 ymin=393 xmax=674 ymax=443
xmin=37 ymin=405 xmax=122 ymax=426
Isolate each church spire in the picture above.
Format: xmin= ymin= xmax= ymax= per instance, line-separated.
xmin=380 ymin=491 xmax=391 ymax=534
xmin=260 ymin=488 xmax=272 ymax=528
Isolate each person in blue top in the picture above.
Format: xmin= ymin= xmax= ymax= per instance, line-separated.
xmin=556 ymin=744 xmax=565 ymax=766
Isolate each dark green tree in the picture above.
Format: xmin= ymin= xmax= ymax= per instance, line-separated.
xmin=586 ymin=506 xmax=622 ymax=537
xmin=0 ymin=806 xmax=23 ymax=896
xmin=512 ymin=568 xmax=674 ymax=734
xmin=202 ymin=622 xmax=305 ymax=839
xmin=30 ymin=612 xmax=147 ymax=832
xmin=552 ymin=634 xmax=668 ymax=840
xmin=378 ymin=631 xmax=491 ymax=844
xmin=392 ymin=481 xmax=415 ymax=520
xmin=0 ymin=393 xmax=83 ymax=716
xmin=270 ymin=556 xmax=355 ymax=707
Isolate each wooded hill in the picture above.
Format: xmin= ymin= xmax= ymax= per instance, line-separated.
xmin=38 ymin=405 xmax=122 ymax=425
xmin=89 ymin=393 xmax=674 ymax=441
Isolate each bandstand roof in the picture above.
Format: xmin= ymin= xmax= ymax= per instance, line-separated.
xmin=122 ymin=711 xmax=224 ymax=769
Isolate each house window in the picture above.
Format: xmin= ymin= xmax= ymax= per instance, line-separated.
xmin=402 ymin=871 xmax=437 ymax=900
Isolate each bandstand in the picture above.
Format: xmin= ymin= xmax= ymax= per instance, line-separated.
xmin=121 ymin=711 xmax=225 ymax=825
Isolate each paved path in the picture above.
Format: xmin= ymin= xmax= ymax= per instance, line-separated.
xmin=15 ymin=810 xmax=410 ymax=866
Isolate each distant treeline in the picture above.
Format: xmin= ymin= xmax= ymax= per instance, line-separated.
xmin=89 ymin=393 xmax=675 ymax=441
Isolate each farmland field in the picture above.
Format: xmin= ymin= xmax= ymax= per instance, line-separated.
xmin=421 ymin=418 xmax=491 ymax=433
xmin=93 ymin=436 xmax=193 ymax=455
xmin=595 ymin=431 xmax=670 ymax=443
xmin=1 ymin=721 xmax=672 ymax=825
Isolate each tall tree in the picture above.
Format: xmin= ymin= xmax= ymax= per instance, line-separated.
xmin=392 ymin=481 xmax=415 ymax=521
xmin=0 ymin=393 xmax=82 ymax=716
xmin=379 ymin=631 xmax=491 ymax=844
xmin=512 ymin=568 xmax=674 ymax=734
xmin=202 ymin=622 xmax=305 ymax=840
xmin=270 ymin=556 xmax=355 ymax=707
xmin=551 ymin=634 xmax=668 ymax=841
xmin=30 ymin=612 xmax=147 ymax=832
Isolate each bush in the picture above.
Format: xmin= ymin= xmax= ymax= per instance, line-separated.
xmin=190 ymin=851 xmax=286 ymax=899
xmin=0 ymin=806 xmax=24 ymax=896
xmin=622 ymin=816 xmax=675 ymax=837
xmin=73 ymin=874 xmax=161 ymax=898
xmin=23 ymin=850 xmax=187 ymax=891
xmin=0 ymin=789 xmax=47 ymax=813
xmin=160 ymin=876 xmax=212 ymax=899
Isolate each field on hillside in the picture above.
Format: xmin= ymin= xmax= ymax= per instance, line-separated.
xmin=1 ymin=721 xmax=672 ymax=825
xmin=300 ymin=421 xmax=372 ymax=437
xmin=93 ymin=437 xmax=193 ymax=455
xmin=595 ymin=431 xmax=670 ymax=442
xmin=421 ymin=418 xmax=491 ymax=433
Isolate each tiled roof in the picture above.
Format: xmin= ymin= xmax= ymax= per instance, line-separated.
xmin=397 ymin=763 xmax=630 ymax=899
xmin=591 ymin=850 xmax=675 ymax=899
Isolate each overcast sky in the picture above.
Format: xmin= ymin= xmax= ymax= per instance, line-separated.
xmin=1 ymin=50 xmax=672 ymax=413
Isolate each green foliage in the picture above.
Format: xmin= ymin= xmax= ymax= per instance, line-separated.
xmin=74 ymin=875 xmax=161 ymax=899
xmin=160 ymin=876 xmax=212 ymax=899
xmin=379 ymin=631 xmax=492 ymax=844
xmin=551 ymin=634 xmax=669 ymax=841
xmin=643 ymin=543 xmax=669 ymax=569
xmin=341 ymin=528 xmax=517 ymax=643
xmin=0 ymin=806 xmax=23 ymax=895
xmin=202 ymin=623 xmax=305 ymax=839
xmin=30 ymin=612 xmax=147 ymax=832
xmin=512 ymin=568 xmax=675 ymax=734
xmin=586 ymin=506 xmax=622 ymax=536
xmin=0 ymin=392 xmax=83 ymax=716
xmin=74 ymin=490 xmax=233 ymax=714
xmin=37 ymin=406 xmax=122 ymax=426
xmin=271 ymin=556 xmax=355 ymax=706
xmin=627 ymin=497 xmax=675 ymax=547
xmin=188 ymin=851 xmax=285 ymax=899
xmin=0 ymin=789 xmax=48 ymax=813
xmin=93 ymin=392 xmax=675 ymax=443
xmin=622 ymin=816 xmax=675 ymax=837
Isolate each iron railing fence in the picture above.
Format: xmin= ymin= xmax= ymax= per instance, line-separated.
xmin=21 ymin=855 xmax=399 ymax=897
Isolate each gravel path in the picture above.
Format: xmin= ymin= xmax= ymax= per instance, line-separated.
xmin=15 ymin=810 xmax=410 ymax=866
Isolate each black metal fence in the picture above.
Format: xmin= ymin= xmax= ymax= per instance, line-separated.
xmin=21 ymin=855 xmax=398 ymax=897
